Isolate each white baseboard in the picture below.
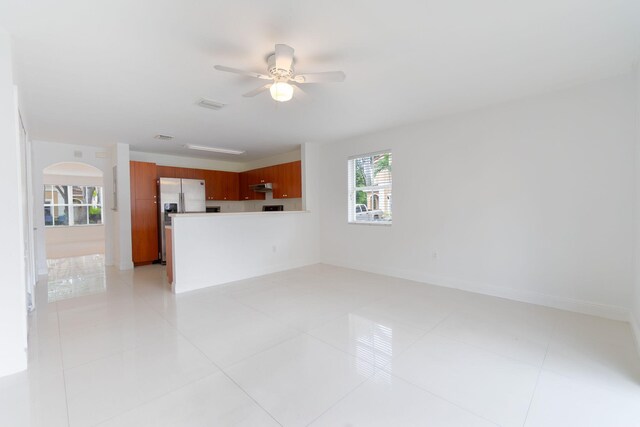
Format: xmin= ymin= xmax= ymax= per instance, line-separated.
xmin=174 ymin=257 xmax=320 ymax=294
xmin=321 ymin=258 xmax=630 ymax=322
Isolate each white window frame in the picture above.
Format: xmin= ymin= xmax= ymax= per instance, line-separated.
xmin=348 ymin=150 xmax=392 ymax=226
xmin=44 ymin=184 xmax=104 ymax=227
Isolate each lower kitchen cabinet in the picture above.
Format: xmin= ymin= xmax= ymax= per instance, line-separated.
xmin=131 ymin=198 xmax=159 ymax=264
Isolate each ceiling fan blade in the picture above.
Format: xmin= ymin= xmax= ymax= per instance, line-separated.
xmin=275 ymin=44 xmax=295 ymax=71
xmin=243 ymin=84 xmax=272 ymax=97
xmin=291 ymin=84 xmax=308 ymax=100
xmin=293 ymin=71 xmax=346 ymax=84
xmin=214 ymin=65 xmax=271 ymax=80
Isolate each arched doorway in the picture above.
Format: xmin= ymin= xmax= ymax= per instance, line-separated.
xmin=42 ymin=162 xmax=106 ymax=300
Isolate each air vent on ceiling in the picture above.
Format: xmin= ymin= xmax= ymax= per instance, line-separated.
xmin=197 ymin=98 xmax=226 ymax=110
xmin=154 ymin=134 xmax=174 ymax=141
xmin=73 ymin=150 xmax=83 ymax=158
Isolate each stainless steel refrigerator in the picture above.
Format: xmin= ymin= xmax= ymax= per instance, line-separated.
xmin=159 ymin=177 xmax=206 ymax=263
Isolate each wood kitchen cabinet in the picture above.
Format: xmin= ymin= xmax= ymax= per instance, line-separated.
xmin=156 ymin=165 xmax=178 ymax=178
xmin=239 ymin=170 xmax=265 ymax=200
xmin=204 ymin=170 xmax=239 ymax=200
xmin=132 ymin=161 xmax=158 ymax=200
xmin=157 ymin=166 xmax=204 ymax=180
xmin=222 ymin=171 xmax=240 ymax=200
xmin=182 ymin=168 xmax=205 ymax=180
xmin=273 ymin=161 xmax=302 ymax=199
xmin=204 ymin=169 xmax=223 ymax=200
xmin=130 ymin=161 xmax=159 ymax=265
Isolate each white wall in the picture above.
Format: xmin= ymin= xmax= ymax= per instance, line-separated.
xmin=633 ymin=65 xmax=640 ymax=350
xmin=130 ymin=151 xmax=244 ymax=172
xmin=31 ymin=140 xmax=116 ymax=273
xmin=45 ymin=226 xmax=105 ymax=259
xmin=240 ymin=149 xmax=301 ymax=172
xmin=110 ymin=143 xmax=133 ymax=270
xmin=0 ymin=28 xmax=28 ymax=377
xmin=319 ymin=74 xmax=637 ymax=320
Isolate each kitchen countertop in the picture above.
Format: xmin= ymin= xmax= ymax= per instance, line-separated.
xmin=169 ymin=210 xmax=310 ymax=218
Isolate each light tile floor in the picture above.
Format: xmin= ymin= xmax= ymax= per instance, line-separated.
xmin=2 ymin=256 xmax=640 ymax=426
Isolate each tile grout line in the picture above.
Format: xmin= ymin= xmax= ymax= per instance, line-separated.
xmin=172 ymin=319 xmax=285 ymax=427
xmin=521 ymin=340 xmax=550 ymax=426
xmin=378 ymin=306 xmax=506 ymax=426
xmin=54 ymin=303 xmax=72 ymax=427
xmin=380 ymin=309 xmax=504 ymax=427
xmin=307 ymin=309 xmax=456 ymax=425
xmin=521 ymin=313 xmax=560 ymax=426
xmin=136 ymin=282 xmax=284 ymax=427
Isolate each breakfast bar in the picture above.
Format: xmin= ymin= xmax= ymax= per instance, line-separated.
xmin=168 ymin=210 xmax=318 ymax=293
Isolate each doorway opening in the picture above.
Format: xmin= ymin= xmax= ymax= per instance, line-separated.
xmin=42 ymin=162 xmax=106 ymax=301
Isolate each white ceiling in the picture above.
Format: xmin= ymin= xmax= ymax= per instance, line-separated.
xmin=2 ymin=0 xmax=639 ymax=161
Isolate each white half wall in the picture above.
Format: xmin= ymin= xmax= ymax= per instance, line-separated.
xmin=0 ymin=28 xmax=27 ymax=377
xmin=171 ymin=143 xmax=319 ymax=293
xmin=319 ymin=74 xmax=637 ymax=321
xmin=172 ymin=212 xmax=319 ymax=293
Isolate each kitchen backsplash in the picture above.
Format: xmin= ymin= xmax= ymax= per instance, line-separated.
xmin=205 ymin=193 xmax=302 ymax=213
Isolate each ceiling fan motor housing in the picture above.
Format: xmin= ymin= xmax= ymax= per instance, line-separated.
xmin=267 ymin=54 xmax=293 ymax=80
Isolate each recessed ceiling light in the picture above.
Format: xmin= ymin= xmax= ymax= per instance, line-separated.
xmin=154 ymin=134 xmax=174 ymax=140
xmin=184 ymin=144 xmax=245 ymax=155
xmin=197 ymin=98 xmax=226 ymax=110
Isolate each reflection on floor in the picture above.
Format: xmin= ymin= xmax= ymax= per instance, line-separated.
xmin=1 ymin=259 xmax=640 ymax=426
xmin=46 ymin=255 xmax=106 ymax=302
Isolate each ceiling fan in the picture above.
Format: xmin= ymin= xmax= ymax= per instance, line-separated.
xmin=214 ymin=44 xmax=346 ymax=102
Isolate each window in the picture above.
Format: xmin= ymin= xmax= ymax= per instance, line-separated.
xmin=348 ymin=151 xmax=392 ymax=224
xmin=44 ymin=185 xmax=103 ymax=226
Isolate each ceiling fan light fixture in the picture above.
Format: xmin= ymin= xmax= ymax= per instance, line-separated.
xmin=270 ymin=82 xmax=294 ymax=102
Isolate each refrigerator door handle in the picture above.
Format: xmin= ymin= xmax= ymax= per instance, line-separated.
xmin=179 ymin=192 xmax=184 ymax=213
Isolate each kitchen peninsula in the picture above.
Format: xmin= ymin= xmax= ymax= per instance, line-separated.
xmin=129 ymin=156 xmax=303 ymax=266
xmin=166 ymin=210 xmax=318 ymax=293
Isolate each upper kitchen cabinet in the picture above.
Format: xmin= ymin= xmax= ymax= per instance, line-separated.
xmin=273 ymin=161 xmax=302 ymax=199
xmin=157 ymin=165 xmax=179 ymax=179
xmin=181 ymin=168 xmax=205 ymax=180
xmin=157 ymin=166 xmax=205 ymax=180
xmin=252 ymin=166 xmax=275 ymax=184
xmin=204 ymin=169 xmax=223 ymax=200
xmin=239 ymin=171 xmax=265 ymax=200
xmin=222 ymin=171 xmax=240 ymax=200
xmin=131 ymin=161 xmax=158 ymax=200
xmin=204 ymin=170 xmax=239 ymax=200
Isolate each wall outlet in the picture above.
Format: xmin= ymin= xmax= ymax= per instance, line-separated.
xmin=272 ymin=245 xmax=277 ymax=253
xmin=432 ymin=251 xmax=439 ymax=260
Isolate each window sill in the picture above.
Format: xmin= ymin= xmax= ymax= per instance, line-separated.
xmin=348 ymin=221 xmax=392 ymax=227
xmin=44 ymin=224 xmax=105 ymax=228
